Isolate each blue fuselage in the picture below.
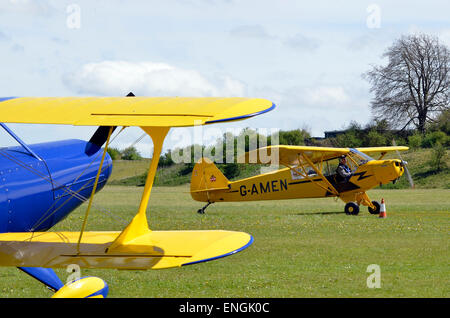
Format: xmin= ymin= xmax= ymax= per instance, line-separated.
xmin=0 ymin=139 xmax=112 ymax=232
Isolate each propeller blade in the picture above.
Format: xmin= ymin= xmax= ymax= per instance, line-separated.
xmin=84 ymin=92 xmax=135 ymax=155
xmin=392 ymin=139 xmax=414 ymax=189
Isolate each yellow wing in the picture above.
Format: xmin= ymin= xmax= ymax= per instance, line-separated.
xmin=355 ymin=146 xmax=409 ymax=159
xmin=241 ymin=145 xmax=410 ymax=166
xmin=241 ymin=145 xmax=349 ymax=167
xmin=0 ymin=97 xmax=274 ymax=127
xmin=0 ymin=230 xmax=252 ymax=270
xmin=0 ymin=96 xmax=273 ymax=271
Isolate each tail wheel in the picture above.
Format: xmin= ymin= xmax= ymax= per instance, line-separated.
xmin=368 ymin=200 xmax=381 ymax=214
xmin=345 ymin=202 xmax=360 ymax=215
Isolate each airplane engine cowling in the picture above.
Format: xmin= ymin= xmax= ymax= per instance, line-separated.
xmin=0 ymin=139 xmax=112 ymax=232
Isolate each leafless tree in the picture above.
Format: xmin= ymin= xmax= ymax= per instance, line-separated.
xmin=364 ymin=33 xmax=449 ymax=133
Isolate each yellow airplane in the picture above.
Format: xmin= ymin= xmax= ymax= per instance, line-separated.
xmin=0 ymin=96 xmax=275 ymax=297
xmin=191 ymin=145 xmax=411 ymax=215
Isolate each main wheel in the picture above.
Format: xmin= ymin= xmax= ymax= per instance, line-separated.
xmin=345 ymin=202 xmax=360 ymax=215
xmin=368 ymin=201 xmax=381 ymax=214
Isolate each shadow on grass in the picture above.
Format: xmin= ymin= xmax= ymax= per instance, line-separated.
xmin=413 ymin=168 xmax=446 ymax=179
xmin=293 ymin=211 xmax=346 ymax=216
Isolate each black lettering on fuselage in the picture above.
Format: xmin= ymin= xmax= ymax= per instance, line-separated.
xmin=251 ymin=183 xmax=258 ymax=195
xmin=239 ymin=185 xmax=247 ymax=196
xmin=260 ymin=182 xmax=270 ymax=193
xmin=239 ymin=179 xmax=288 ymax=196
xmin=271 ymin=180 xmax=278 ymax=192
xmin=280 ymin=178 xmax=288 ymax=191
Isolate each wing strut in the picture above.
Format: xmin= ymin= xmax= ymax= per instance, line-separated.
xmin=107 ymin=127 xmax=169 ymax=252
xmin=298 ymin=152 xmax=339 ymax=196
xmin=77 ymin=126 xmax=114 ymax=254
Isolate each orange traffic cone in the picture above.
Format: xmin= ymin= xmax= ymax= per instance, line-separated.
xmin=379 ymin=198 xmax=387 ymax=218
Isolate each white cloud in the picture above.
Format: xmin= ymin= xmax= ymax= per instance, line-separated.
xmin=63 ymin=60 xmax=247 ymax=97
xmin=0 ymin=30 xmax=9 ymax=41
xmin=283 ymin=33 xmax=320 ymax=51
xmin=304 ymin=86 xmax=350 ymax=106
xmin=229 ymin=25 xmax=272 ymax=39
xmin=0 ymin=0 xmax=55 ymax=17
xmin=438 ymin=28 xmax=450 ymax=47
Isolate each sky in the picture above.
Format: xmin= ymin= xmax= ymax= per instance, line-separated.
xmin=0 ymin=0 xmax=449 ymax=157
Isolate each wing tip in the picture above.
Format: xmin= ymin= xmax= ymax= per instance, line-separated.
xmin=181 ymin=234 xmax=254 ymax=266
xmin=205 ymin=101 xmax=276 ymax=124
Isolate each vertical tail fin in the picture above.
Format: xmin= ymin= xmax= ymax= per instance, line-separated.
xmin=190 ymin=158 xmax=229 ymax=202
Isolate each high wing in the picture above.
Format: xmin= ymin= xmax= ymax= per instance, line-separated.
xmin=0 ymin=97 xmax=274 ymax=127
xmin=241 ymin=145 xmax=409 ymax=167
xmin=355 ymin=146 xmax=409 ymax=159
xmin=241 ymin=145 xmax=350 ymax=167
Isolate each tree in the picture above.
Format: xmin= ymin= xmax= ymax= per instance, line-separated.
xmin=429 ymin=142 xmax=446 ymax=172
xmin=158 ymin=150 xmax=174 ymax=167
xmin=279 ymin=129 xmax=310 ymax=145
xmin=364 ymin=33 xmax=449 ymax=134
xmin=121 ymin=146 xmax=142 ymax=160
xmin=107 ymin=147 xmax=121 ymax=160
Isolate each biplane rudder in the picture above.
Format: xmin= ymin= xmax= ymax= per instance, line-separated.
xmin=190 ymin=158 xmax=229 ymax=202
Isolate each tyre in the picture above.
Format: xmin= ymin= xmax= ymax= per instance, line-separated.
xmin=368 ymin=200 xmax=381 ymax=214
xmin=345 ymin=202 xmax=360 ymax=215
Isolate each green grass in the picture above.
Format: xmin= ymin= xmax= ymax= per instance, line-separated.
xmin=108 ymin=159 xmax=151 ymax=182
xmin=1 ymin=185 xmax=448 ymax=298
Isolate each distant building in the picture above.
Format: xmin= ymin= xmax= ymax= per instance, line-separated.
xmin=308 ymin=128 xmax=415 ymax=142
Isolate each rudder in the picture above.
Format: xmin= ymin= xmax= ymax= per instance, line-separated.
xmin=190 ymin=158 xmax=229 ymax=202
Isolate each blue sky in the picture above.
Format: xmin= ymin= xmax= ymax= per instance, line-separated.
xmin=0 ymin=0 xmax=449 ymax=156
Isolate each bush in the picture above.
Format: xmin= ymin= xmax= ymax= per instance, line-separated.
xmin=429 ymin=142 xmax=447 ymax=172
xmin=222 ymin=163 xmax=240 ymax=179
xmin=121 ymin=146 xmax=142 ymax=160
xmin=107 ymin=147 xmax=121 ymax=160
xmin=158 ymin=151 xmax=174 ymax=167
xmin=408 ymin=133 xmax=423 ymax=150
xmin=366 ymin=130 xmax=386 ymax=146
xmin=335 ymin=131 xmax=362 ymax=147
xmin=179 ymin=163 xmax=194 ymax=176
xmin=279 ymin=129 xmax=310 ymax=145
xmin=421 ymin=131 xmax=447 ymax=148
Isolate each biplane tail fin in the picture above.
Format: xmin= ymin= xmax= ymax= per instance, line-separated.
xmin=190 ymin=158 xmax=229 ymax=201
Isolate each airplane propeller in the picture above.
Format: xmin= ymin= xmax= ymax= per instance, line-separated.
xmin=392 ymin=139 xmax=414 ymax=189
xmin=85 ymin=92 xmax=135 ymax=155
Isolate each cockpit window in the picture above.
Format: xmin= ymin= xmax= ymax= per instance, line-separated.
xmin=349 ymin=148 xmax=374 ymax=166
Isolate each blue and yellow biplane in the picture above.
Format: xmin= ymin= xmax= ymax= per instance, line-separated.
xmin=0 ymin=95 xmax=275 ymax=297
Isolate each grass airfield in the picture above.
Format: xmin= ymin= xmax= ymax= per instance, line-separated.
xmin=1 ymin=185 xmax=448 ymax=298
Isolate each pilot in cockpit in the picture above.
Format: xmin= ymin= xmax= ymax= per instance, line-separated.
xmin=336 ymin=155 xmax=352 ymax=182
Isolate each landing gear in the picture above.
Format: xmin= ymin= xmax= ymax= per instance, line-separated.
xmin=368 ymin=200 xmax=381 ymax=214
xmin=197 ymin=202 xmax=213 ymax=214
xmin=345 ymin=202 xmax=360 ymax=215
